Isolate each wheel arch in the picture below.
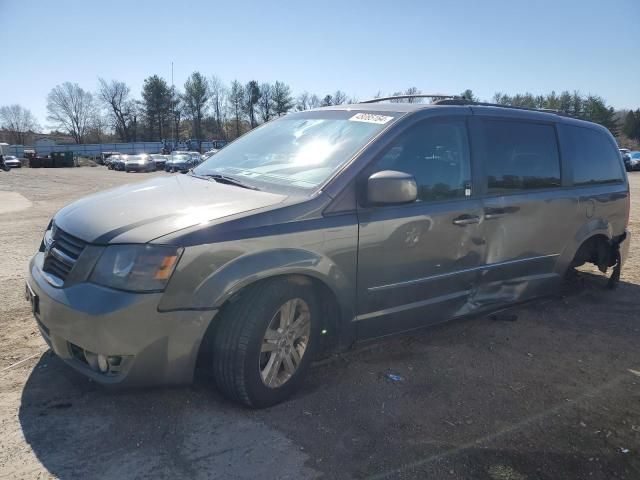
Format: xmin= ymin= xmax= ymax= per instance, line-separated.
xmin=195 ymin=271 xmax=353 ymax=374
xmin=192 ymin=248 xmax=357 ymax=373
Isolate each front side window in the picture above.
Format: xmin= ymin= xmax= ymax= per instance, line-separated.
xmin=566 ymin=125 xmax=624 ymax=185
xmin=482 ymin=120 xmax=561 ymax=193
xmin=370 ymin=119 xmax=471 ymax=202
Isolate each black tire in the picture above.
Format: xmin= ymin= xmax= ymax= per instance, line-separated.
xmin=212 ymin=278 xmax=320 ymax=408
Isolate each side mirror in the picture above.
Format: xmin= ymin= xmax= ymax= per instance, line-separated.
xmin=367 ymin=170 xmax=417 ymax=205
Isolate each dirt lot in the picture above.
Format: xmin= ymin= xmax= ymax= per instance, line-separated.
xmin=0 ymin=167 xmax=639 ymax=479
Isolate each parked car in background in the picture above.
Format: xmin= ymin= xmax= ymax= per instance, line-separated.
xmin=166 ymin=153 xmax=195 ymax=173
xmin=112 ymin=154 xmax=129 ymax=171
xmin=188 ymin=151 xmax=204 ymax=165
xmin=106 ymin=154 xmax=119 ymax=169
xmin=3 ymin=155 xmax=22 ymax=168
xmin=164 ymin=152 xmax=188 ymax=172
xmin=620 ymin=149 xmax=632 ymax=171
xmin=150 ymin=154 xmax=168 ymax=170
xmin=125 ymin=154 xmax=156 ymax=173
xmin=100 ymin=152 xmax=120 ymax=166
xmin=628 ymin=151 xmax=640 ymax=171
xmin=26 ymin=101 xmax=630 ymax=408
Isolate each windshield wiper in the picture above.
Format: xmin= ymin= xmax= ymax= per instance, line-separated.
xmin=191 ymin=172 xmax=260 ymax=190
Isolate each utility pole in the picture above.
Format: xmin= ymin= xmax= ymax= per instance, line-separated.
xmin=171 ymin=62 xmax=175 ymax=150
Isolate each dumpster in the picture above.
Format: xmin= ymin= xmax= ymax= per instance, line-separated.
xmin=63 ymin=151 xmax=75 ymax=167
xmin=41 ymin=156 xmax=54 ymax=168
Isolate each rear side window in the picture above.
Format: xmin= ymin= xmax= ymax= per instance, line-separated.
xmin=482 ymin=120 xmax=561 ymax=193
xmin=565 ymin=125 xmax=624 ymax=186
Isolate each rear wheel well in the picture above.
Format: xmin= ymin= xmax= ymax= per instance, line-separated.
xmin=195 ymin=274 xmax=342 ymax=373
xmin=570 ymin=234 xmax=613 ymax=273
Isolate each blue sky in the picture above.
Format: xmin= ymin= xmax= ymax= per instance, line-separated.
xmin=1 ymin=0 xmax=638 ymax=129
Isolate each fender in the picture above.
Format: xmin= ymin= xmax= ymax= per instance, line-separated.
xmin=160 ymin=247 xmax=358 ymax=332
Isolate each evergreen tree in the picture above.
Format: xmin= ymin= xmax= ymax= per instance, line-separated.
xmin=623 ymin=111 xmax=639 ymax=140
xmin=271 ymin=81 xmax=293 ymax=115
xmin=141 ymin=75 xmax=172 ymax=140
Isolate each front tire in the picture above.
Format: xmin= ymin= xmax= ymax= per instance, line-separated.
xmin=212 ymin=278 xmax=320 ymax=408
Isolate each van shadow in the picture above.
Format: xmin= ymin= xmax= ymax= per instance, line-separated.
xmin=18 ymin=271 xmax=640 ymax=479
xmin=18 ymin=357 xmax=316 ymax=479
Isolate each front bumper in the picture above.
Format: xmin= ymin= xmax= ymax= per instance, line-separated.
xmin=27 ymin=252 xmax=216 ymax=386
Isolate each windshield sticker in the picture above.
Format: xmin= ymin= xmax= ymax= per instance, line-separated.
xmin=349 ymin=113 xmax=394 ymax=124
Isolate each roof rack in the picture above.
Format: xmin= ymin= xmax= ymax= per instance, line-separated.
xmin=360 ymin=94 xmax=460 ymax=104
xmin=359 ymin=95 xmax=573 ymax=117
xmin=434 ymin=98 xmax=571 ymax=116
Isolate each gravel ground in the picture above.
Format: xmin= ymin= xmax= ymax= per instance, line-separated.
xmin=0 ymin=167 xmax=639 ymax=479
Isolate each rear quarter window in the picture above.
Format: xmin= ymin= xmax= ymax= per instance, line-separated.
xmin=481 ymin=119 xmax=561 ymax=193
xmin=565 ymin=125 xmax=624 ymax=186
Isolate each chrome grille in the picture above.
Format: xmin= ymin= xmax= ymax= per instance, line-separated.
xmin=42 ymin=224 xmax=87 ymax=285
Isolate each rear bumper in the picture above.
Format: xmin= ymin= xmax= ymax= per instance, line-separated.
xmin=619 ymin=229 xmax=631 ymax=267
xmin=27 ymin=252 xmax=216 ymax=387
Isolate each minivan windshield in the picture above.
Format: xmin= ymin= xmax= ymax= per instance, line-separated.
xmin=193 ymin=111 xmax=397 ymax=192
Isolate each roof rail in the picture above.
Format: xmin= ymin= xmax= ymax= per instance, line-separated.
xmin=434 ymin=98 xmax=571 ymax=116
xmin=360 ymin=94 xmax=460 ymax=104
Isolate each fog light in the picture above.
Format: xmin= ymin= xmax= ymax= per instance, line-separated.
xmin=97 ymin=354 xmax=109 ymax=373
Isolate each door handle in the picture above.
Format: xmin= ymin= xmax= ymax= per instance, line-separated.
xmin=452 ymin=214 xmax=480 ymax=226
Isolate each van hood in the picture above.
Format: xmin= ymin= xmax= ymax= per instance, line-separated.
xmin=53 ymin=174 xmax=288 ymax=244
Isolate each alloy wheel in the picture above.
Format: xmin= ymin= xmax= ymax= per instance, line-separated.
xmin=259 ymin=298 xmax=311 ymax=388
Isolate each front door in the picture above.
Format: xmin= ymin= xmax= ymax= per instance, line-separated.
xmin=356 ymin=117 xmax=485 ymax=339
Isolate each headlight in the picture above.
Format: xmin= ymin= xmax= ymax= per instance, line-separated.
xmin=90 ymin=245 xmax=182 ymax=292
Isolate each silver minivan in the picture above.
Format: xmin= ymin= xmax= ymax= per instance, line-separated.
xmin=26 ymin=100 xmax=631 ymax=407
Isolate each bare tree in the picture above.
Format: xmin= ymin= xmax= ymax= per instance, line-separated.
xmin=228 ymin=80 xmax=245 ymax=138
xmin=46 ymin=82 xmax=95 ymax=144
xmin=85 ymin=111 xmax=110 ymax=143
xmin=209 ymin=75 xmax=227 ymax=139
xmin=404 ymin=87 xmax=422 ymax=103
xmin=259 ymin=83 xmax=273 ymax=121
xmin=309 ymin=94 xmax=321 ymax=109
xmin=387 ymin=87 xmax=423 ymax=103
xmin=295 ymin=91 xmax=310 ymax=111
xmin=97 ymin=78 xmax=137 ymax=142
xmin=0 ymin=104 xmax=40 ymax=144
xmin=170 ymin=89 xmax=184 ymax=142
xmin=183 ymin=72 xmax=209 ymax=140
xmin=333 ymin=90 xmax=347 ymax=105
